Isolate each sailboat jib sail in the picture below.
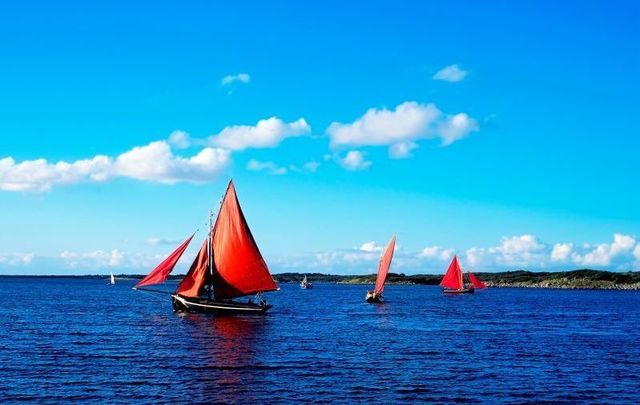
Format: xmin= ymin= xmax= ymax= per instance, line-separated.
xmin=374 ymin=235 xmax=396 ymax=294
xmin=209 ymin=181 xmax=278 ymax=300
xmin=134 ymin=233 xmax=195 ymax=289
xmin=440 ymin=255 xmax=463 ymax=290
xmin=175 ymin=239 xmax=209 ymax=298
xmin=468 ymin=272 xmax=487 ymax=289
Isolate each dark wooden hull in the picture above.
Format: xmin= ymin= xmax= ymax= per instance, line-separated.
xmin=171 ymin=294 xmax=271 ymax=315
xmin=365 ymin=291 xmax=383 ymax=303
xmin=443 ymin=287 xmax=475 ymax=294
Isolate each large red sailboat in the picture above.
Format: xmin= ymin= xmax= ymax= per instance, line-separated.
xmin=365 ymin=235 xmax=396 ymax=303
xmin=440 ymin=255 xmax=486 ymax=294
xmin=134 ymin=180 xmax=278 ymax=314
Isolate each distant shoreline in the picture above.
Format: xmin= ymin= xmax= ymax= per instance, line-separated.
xmin=2 ymin=269 xmax=639 ymax=290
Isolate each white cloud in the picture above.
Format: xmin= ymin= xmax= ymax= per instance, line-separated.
xmin=114 ymin=141 xmax=230 ymax=184
xmin=389 ymin=142 xmax=418 ymax=159
xmin=326 ymin=101 xmax=478 ymax=156
xmin=302 ymin=161 xmax=320 ymax=173
xmin=0 ymin=253 xmax=35 ymax=266
xmin=246 ymin=159 xmax=287 ymax=175
xmin=433 ymin=64 xmax=468 ymax=82
xmin=360 ymin=241 xmax=384 ymax=252
xmin=571 ymin=234 xmax=636 ymax=267
xmin=634 ymin=244 xmax=640 ymax=261
xmin=437 ymin=113 xmax=478 ymax=145
xmin=339 ymin=150 xmax=372 ymax=171
xmin=551 ymin=243 xmax=573 ymax=262
xmin=420 ymin=246 xmax=455 ymax=261
xmin=494 ymin=234 xmax=546 ymax=267
xmin=465 ymin=247 xmax=486 ymax=267
xmin=168 ymin=130 xmax=191 ymax=149
xmin=0 ymin=155 xmax=113 ymax=192
xmin=60 ymin=249 xmax=124 ymax=268
xmin=610 ymin=234 xmax=636 ymax=256
xmin=0 ymin=140 xmax=230 ymax=192
xmin=221 ymin=73 xmax=251 ymax=86
xmin=209 ymin=117 xmax=310 ymax=151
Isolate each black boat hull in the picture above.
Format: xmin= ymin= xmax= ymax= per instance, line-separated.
xmin=171 ymin=294 xmax=271 ymax=315
xmin=365 ymin=291 xmax=383 ymax=303
xmin=443 ymin=287 xmax=475 ymax=294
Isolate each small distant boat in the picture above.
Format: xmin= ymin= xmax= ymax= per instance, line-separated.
xmin=134 ymin=180 xmax=278 ymax=315
xmin=365 ymin=235 xmax=396 ymax=303
xmin=440 ymin=255 xmax=486 ymax=294
xmin=300 ymin=275 xmax=313 ymax=289
xmin=108 ymin=272 xmax=115 ymax=286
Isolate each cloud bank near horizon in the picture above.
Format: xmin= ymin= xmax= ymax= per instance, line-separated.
xmin=6 ymin=233 xmax=634 ymax=276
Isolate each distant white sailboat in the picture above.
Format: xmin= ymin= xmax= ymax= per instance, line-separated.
xmin=109 ymin=272 xmax=115 ymax=286
xmin=300 ymin=275 xmax=313 ymax=289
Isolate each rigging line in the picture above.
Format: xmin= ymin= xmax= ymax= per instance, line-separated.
xmin=133 ymin=287 xmax=173 ymax=295
xmin=135 ymin=288 xmax=169 ymax=304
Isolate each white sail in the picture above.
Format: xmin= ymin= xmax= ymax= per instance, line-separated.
xmin=110 ymin=272 xmax=115 ymax=285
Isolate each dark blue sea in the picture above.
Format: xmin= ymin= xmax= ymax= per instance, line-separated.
xmin=1 ymin=277 xmax=639 ymax=403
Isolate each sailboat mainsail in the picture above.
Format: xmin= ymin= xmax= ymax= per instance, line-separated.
xmin=365 ymin=235 xmax=396 ymax=303
xmin=440 ymin=255 xmax=463 ymax=290
xmin=209 ymin=181 xmax=278 ymax=299
xmin=440 ymin=255 xmax=486 ymax=294
xmin=136 ymin=180 xmax=278 ymax=314
xmin=110 ymin=272 xmax=115 ymax=285
xmin=374 ymin=235 xmax=396 ymax=294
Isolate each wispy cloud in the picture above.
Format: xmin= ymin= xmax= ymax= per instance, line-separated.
xmin=246 ymin=159 xmax=288 ymax=175
xmin=146 ymin=237 xmax=181 ymax=246
xmin=433 ymin=64 xmax=468 ymax=82
xmin=221 ymin=72 xmax=251 ymax=86
xmin=326 ymin=101 xmax=478 ymax=158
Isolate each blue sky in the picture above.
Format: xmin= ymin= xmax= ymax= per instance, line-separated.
xmin=1 ymin=1 xmax=639 ymax=274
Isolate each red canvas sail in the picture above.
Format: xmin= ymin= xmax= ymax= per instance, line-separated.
xmin=440 ymin=255 xmax=463 ymax=290
xmin=135 ymin=233 xmax=194 ymax=288
xmin=175 ymin=239 xmax=209 ymax=298
xmin=374 ymin=235 xmax=396 ymax=294
xmin=468 ymin=272 xmax=487 ymax=289
xmin=211 ymin=181 xmax=278 ymax=299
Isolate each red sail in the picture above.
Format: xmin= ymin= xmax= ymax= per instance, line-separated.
xmin=135 ymin=233 xmax=194 ymax=288
xmin=175 ymin=239 xmax=209 ymax=297
xmin=440 ymin=255 xmax=463 ymax=289
xmin=211 ymin=181 xmax=278 ymax=299
xmin=468 ymin=272 xmax=487 ymax=289
xmin=374 ymin=235 xmax=396 ymax=294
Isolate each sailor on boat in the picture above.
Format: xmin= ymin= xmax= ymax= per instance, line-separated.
xmin=440 ymin=255 xmax=486 ymax=294
xmin=134 ymin=180 xmax=278 ymax=315
xmin=365 ymin=235 xmax=396 ymax=303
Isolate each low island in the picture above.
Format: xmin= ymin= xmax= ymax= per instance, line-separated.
xmin=273 ymin=269 xmax=640 ymax=290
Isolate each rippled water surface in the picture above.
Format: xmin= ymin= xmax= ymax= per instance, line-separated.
xmin=1 ymin=277 xmax=639 ymax=403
